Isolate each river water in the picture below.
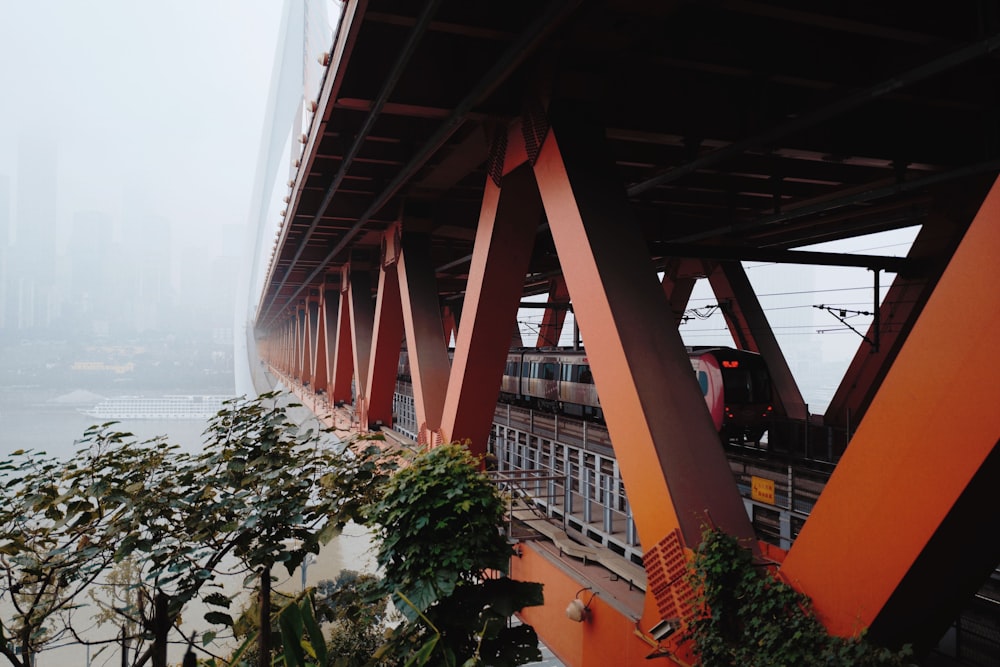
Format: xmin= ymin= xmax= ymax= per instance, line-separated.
xmin=0 ymin=382 xmax=378 ymax=666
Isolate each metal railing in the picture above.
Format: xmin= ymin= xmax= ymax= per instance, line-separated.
xmin=490 ymin=421 xmax=643 ymax=565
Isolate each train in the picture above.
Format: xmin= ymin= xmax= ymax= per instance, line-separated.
xmin=399 ymin=345 xmax=775 ymax=442
xmin=499 ymin=346 xmax=773 ymax=442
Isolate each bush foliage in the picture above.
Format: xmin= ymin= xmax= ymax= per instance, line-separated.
xmin=365 ymin=442 xmax=544 ymax=667
xmin=685 ymin=529 xmax=913 ymax=667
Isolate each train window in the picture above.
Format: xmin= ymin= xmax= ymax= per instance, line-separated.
xmin=697 ymin=370 xmax=709 ymax=396
xmin=563 ymin=364 xmax=594 ymax=383
xmin=721 ymin=367 xmax=752 ymax=403
xmin=751 ymin=368 xmax=773 ymax=404
xmin=720 ymin=355 xmax=773 ymax=403
xmin=541 ymin=362 xmax=557 ymax=380
xmin=561 ymin=364 xmax=573 ymax=381
xmin=528 ymin=363 xmax=539 ymax=379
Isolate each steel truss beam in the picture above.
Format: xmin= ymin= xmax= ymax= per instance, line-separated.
xmin=330 ymin=270 xmax=355 ymax=405
xmin=529 ymin=100 xmax=756 ymax=548
xmin=440 ymin=157 xmax=543 ymax=453
xmin=306 ymin=296 xmax=320 ymax=387
xmin=394 ymin=217 xmax=452 ymax=442
xmin=660 ymin=258 xmax=700 ymax=324
xmin=823 ymin=215 xmax=968 ymax=428
xmin=628 ymin=31 xmax=1000 ymax=197
xmin=346 ymin=262 xmax=375 ymax=426
xmin=706 ymin=260 xmax=807 ymax=420
xmin=311 ymin=286 xmax=335 ymax=396
xmin=781 ymin=176 xmax=1000 ymax=652
xmin=366 ymin=251 xmax=404 ymax=428
xmin=259 ymin=0 xmax=581 ymax=329
xmin=535 ymin=276 xmax=570 ymax=348
xmin=655 ymin=243 xmax=915 ymax=273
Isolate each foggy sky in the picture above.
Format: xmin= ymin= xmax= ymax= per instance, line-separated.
xmin=0 ymin=1 xmax=283 ymax=298
xmin=0 ymin=2 xmax=920 ymax=412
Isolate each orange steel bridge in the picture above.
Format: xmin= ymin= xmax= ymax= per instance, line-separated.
xmin=253 ymin=2 xmax=1000 ymax=664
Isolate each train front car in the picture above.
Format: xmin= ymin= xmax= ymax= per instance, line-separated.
xmin=691 ymin=347 xmax=774 ymax=443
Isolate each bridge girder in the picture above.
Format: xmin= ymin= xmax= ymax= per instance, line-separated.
xmin=254 ymin=1 xmax=1000 ymax=663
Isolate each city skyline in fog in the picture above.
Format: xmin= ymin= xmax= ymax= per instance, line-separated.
xmin=0 ymin=1 xmax=284 ymax=337
xmin=0 ymin=2 xmax=921 ymax=414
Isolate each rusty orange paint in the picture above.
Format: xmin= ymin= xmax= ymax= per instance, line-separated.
xmin=315 ymin=285 xmax=340 ymax=395
xmin=291 ymin=318 xmax=299 ymax=377
xmin=307 ymin=298 xmax=321 ymax=387
xmin=824 ymin=219 xmax=967 ymax=429
xmin=660 ymin=258 xmax=698 ymax=325
xmin=510 ymin=544 xmax=691 ymax=667
xmin=347 ymin=265 xmax=375 ymax=424
xmin=531 ymin=102 xmax=755 ymax=551
xmin=330 ymin=277 xmax=355 ymax=405
xmin=296 ymin=306 xmax=307 ymax=383
xmin=781 ymin=176 xmax=1000 ymax=640
xmin=312 ymin=294 xmax=330 ymax=394
xmin=536 ymin=276 xmax=569 ymax=348
xmin=440 ymin=127 xmax=543 ymax=455
xmin=295 ymin=308 xmax=307 ymax=380
xmin=290 ymin=317 xmax=297 ymax=376
xmin=397 ymin=225 xmax=452 ymax=434
xmin=365 ymin=258 xmax=404 ymax=427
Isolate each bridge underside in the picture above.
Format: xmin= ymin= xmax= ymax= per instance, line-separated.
xmin=255 ymin=2 xmax=1000 ymax=664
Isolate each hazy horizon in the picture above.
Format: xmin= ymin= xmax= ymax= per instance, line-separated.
xmin=0 ymin=1 xmax=284 ymax=341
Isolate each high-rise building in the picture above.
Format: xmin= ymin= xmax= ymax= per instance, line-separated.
xmin=69 ymin=210 xmax=115 ymax=334
xmin=12 ymin=134 xmax=59 ymax=331
xmin=0 ymin=174 xmax=10 ymax=332
xmin=122 ymin=211 xmax=172 ymax=333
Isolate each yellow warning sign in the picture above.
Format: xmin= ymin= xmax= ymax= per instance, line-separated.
xmin=751 ymin=476 xmax=775 ymax=505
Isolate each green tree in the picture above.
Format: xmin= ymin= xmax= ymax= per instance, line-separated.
xmin=222 ymin=574 xmax=391 ymax=667
xmin=0 ymin=426 xmax=179 ymax=667
xmin=365 ymin=442 xmax=544 ymax=667
xmin=0 ymin=392 xmax=394 ymax=667
xmin=173 ymin=393 xmax=394 ymax=667
xmin=315 ymin=572 xmax=389 ymax=667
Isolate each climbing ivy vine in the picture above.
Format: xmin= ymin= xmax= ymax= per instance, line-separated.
xmin=685 ymin=529 xmax=913 ymax=667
